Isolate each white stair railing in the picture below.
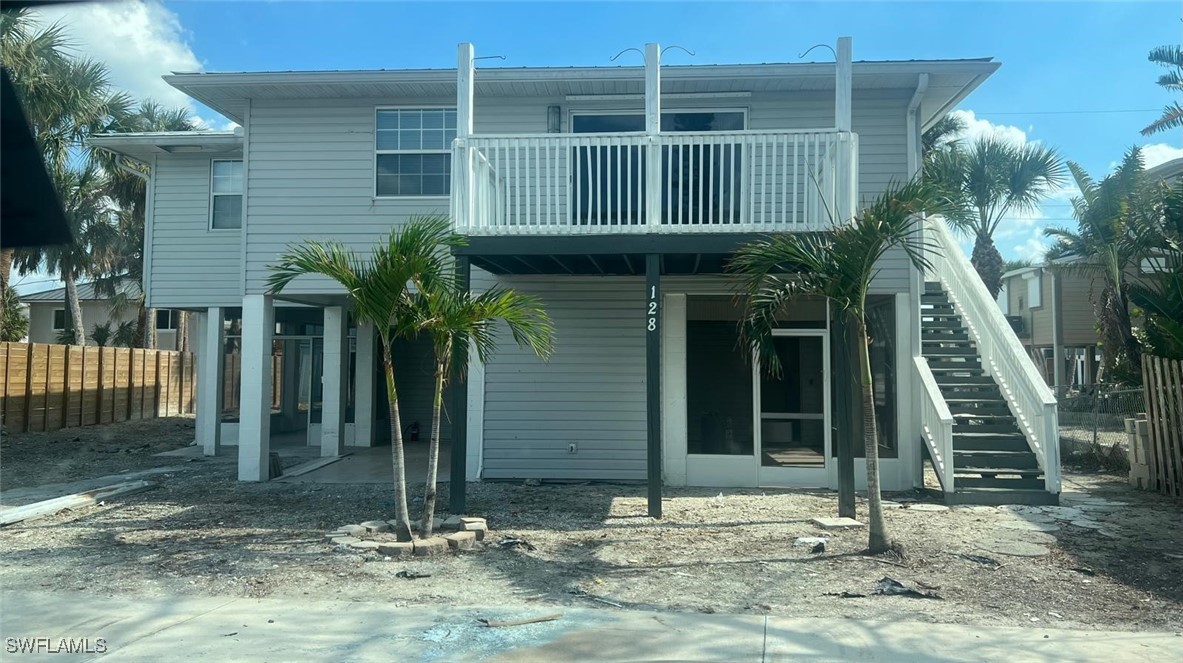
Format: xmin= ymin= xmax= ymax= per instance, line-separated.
xmin=924 ymin=216 xmax=1061 ymax=494
xmin=914 ymin=356 xmax=955 ymax=493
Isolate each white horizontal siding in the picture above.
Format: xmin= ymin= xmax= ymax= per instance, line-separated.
xmin=481 ymin=277 xmax=646 ymax=480
xmin=150 ymin=155 xmax=242 ymax=308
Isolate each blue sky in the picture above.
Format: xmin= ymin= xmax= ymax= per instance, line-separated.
xmin=13 ymin=0 xmax=1182 ymax=292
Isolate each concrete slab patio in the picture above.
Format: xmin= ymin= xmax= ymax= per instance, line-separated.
xmin=1 ymin=590 xmax=1177 ymax=662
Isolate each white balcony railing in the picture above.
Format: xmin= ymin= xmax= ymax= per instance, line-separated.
xmin=451 ymin=130 xmax=857 ymax=235
xmin=915 ymin=356 xmax=955 ymax=493
xmin=924 ymin=216 xmax=1061 ymax=494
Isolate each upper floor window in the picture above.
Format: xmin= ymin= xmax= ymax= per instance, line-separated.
xmin=1024 ymin=272 xmax=1042 ymax=308
xmin=375 ymin=108 xmax=456 ymax=197
xmin=210 ymin=159 xmax=243 ymax=229
xmin=52 ymin=309 xmax=66 ymax=331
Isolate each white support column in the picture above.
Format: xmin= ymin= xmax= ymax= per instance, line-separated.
xmin=465 ymin=349 xmax=485 ymax=481
xmin=1051 ymin=271 xmax=1064 ymax=389
xmin=352 ymin=321 xmax=375 ymax=447
xmin=238 ymin=295 xmax=273 ymax=481
xmin=321 ymin=306 xmax=348 ymax=457
xmin=455 ymin=43 xmax=475 ymax=231
xmin=644 ymin=42 xmax=661 ymax=228
xmin=835 ymin=37 xmax=852 ymax=133
xmin=198 ymin=307 xmax=224 ymax=456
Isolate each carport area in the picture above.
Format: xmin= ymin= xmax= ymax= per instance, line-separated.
xmin=279 ymin=441 xmax=452 ymax=485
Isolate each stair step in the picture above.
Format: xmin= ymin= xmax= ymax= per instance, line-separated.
xmin=922 ymin=313 xmax=963 ymax=321
xmin=945 ymin=400 xmax=1010 ymax=410
xmin=923 ymin=345 xmax=978 ymax=355
xmin=946 ymin=488 xmax=1059 ymax=506
xmin=935 ymin=375 xmax=994 ymax=385
xmin=954 ymin=475 xmax=1047 ymax=491
xmin=928 ymin=360 xmax=982 ymax=369
xmin=953 ymin=433 xmax=1030 ymax=452
xmin=921 ymin=302 xmax=955 ymax=310
xmin=955 ymin=423 xmax=1021 ymax=434
xmin=954 ymin=450 xmax=1039 ymax=470
xmin=924 ymin=281 xmax=944 ymax=293
xmin=923 ymin=332 xmax=970 ymax=341
xmin=923 ymin=321 xmax=967 ymax=330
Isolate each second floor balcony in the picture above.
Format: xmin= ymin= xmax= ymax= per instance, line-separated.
xmin=451 ymin=128 xmax=858 ymax=236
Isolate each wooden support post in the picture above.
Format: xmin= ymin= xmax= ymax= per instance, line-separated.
xmin=23 ymin=343 xmax=34 ymax=432
xmin=450 ymin=255 xmax=471 ymax=514
xmin=646 ymin=253 xmax=662 ymax=518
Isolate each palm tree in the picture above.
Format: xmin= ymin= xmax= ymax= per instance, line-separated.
xmin=15 ymin=163 xmax=118 ymax=345
xmin=921 ymin=113 xmax=966 ymax=161
xmin=1142 ymin=45 xmax=1183 ymax=136
xmin=730 ymin=179 xmax=948 ymax=554
xmin=412 ymin=282 xmax=554 ymax=537
xmin=925 ymin=137 xmax=1066 ymax=299
xmin=0 ymin=287 xmax=29 ymax=342
xmin=267 ymin=216 xmax=463 ymax=541
xmin=1043 ymin=149 xmax=1149 ymax=383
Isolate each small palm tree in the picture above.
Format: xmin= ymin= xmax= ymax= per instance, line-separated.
xmin=0 ymin=288 xmax=29 ymax=342
xmin=90 ymin=321 xmax=113 ymax=347
xmin=1044 ymin=149 xmax=1150 ymax=383
xmin=411 ymin=283 xmax=554 ymax=537
xmin=1142 ymin=45 xmax=1183 ymax=136
xmin=730 ymin=179 xmax=948 ymax=554
xmin=267 ymin=216 xmax=462 ymax=541
xmin=925 ymin=137 xmax=1066 ymax=299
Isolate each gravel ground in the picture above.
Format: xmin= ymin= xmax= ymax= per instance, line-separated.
xmin=1 ymin=420 xmax=1181 ymax=632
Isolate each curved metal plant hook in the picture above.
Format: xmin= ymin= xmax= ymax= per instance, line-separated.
xmin=610 ymin=47 xmax=645 ymax=63
xmin=661 ymin=45 xmax=696 ymax=58
xmin=797 ymin=44 xmax=837 ymax=61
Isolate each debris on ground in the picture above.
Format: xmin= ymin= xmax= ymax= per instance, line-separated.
xmin=478 ymin=614 xmax=561 ymax=627
xmin=958 ymin=553 xmax=1001 ymax=567
xmin=872 ymin=576 xmax=944 ymax=600
xmin=498 ymin=537 xmax=536 ymax=551
xmin=395 ymin=570 xmax=431 ymax=580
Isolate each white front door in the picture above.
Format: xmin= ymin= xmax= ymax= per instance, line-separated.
xmin=755 ymin=330 xmax=831 ymax=486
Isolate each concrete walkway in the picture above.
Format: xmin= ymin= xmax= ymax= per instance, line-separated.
xmin=1 ymin=591 xmax=1177 ymax=662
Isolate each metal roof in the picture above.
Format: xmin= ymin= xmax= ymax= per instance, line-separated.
xmin=20 ymin=279 xmax=141 ymax=303
xmin=166 ymin=58 xmax=999 ymax=129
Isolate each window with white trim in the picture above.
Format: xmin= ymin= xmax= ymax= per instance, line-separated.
xmin=156 ymin=309 xmax=178 ymax=330
xmin=1025 ymin=272 xmax=1043 ymax=308
xmin=375 ymin=108 xmax=456 ymax=197
xmin=210 ymin=160 xmax=243 ymax=229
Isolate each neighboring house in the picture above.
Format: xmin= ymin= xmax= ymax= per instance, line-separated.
xmin=90 ymin=39 xmax=1061 ymax=507
xmin=19 ymin=280 xmax=195 ymax=351
xmin=998 ymin=265 xmax=1101 ymax=388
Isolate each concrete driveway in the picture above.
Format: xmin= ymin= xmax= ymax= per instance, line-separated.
xmin=2 ymin=591 xmax=1177 ymax=662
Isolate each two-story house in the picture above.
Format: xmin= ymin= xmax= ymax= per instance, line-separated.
xmin=90 ymin=39 xmax=1061 ymax=509
xmin=999 ymin=265 xmax=1102 ymax=388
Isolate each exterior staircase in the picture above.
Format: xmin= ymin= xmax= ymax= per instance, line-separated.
xmin=921 ymin=282 xmax=1057 ymax=505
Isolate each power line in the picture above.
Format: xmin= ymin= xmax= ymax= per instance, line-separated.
xmin=971 ymin=109 xmax=1159 ymax=116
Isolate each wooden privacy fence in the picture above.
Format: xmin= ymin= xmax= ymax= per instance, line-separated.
xmin=0 ymin=342 xmax=195 ymax=434
xmin=1141 ymin=355 xmax=1183 ymax=497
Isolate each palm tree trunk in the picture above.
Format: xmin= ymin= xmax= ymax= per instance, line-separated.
xmin=970 ymin=232 xmax=1005 ymax=300
xmin=419 ymin=356 xmax=447 ymax=538
xmin=381 ymin=336 xmax=414 ymax=542
xmin=64 ymin=271 xmax=85 ymax=346
xmin=135 ymin=303 xmax=149 ymax=349
xmin=177 ymin=310 xmax=189 ymax=352
xmin=855 ymin=317 xmax=889 ymax=553
xmin=145 ymin=307 xmax=158 ymax=349
xmin=0 ymin=248 xmax=12 ymax=303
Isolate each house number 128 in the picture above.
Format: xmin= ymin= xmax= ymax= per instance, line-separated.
xmin=647 ymin=286 xmax=658 ymax=332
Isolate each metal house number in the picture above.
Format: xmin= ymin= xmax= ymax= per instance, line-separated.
xmin=647 ymin=286 xmax=658 ymax=332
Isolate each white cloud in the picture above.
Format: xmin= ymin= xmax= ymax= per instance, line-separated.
xmin=948 ymin=109 xmax=1030 ymax=147
xmin=34 ymin=1 xmax=211 ymax=121
xmin=1141 ymin=143 xmax=1183 ymax=169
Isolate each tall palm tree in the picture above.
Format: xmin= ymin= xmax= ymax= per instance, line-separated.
xmin=731 ymin=179 xmax=948 ymax=554
xmin=1043 ymin=149 xmax=1149 ymax=383
xmin=925 ymin=137 xmax=1066 ymax=299
xmin=267 ymin=216 xmax=463 ymax=541
xmin=14 ymin=163 xmax=118 ymax=345
xmin=1142 ymin=45 xmax=1183 ymax=137
xmin=1 ymin=9 xmax=132 ymax=336
xmin=412 ymin=283 xmax=554 ymax=538
xmin=921 ymin=113 xmax=966 ymax=161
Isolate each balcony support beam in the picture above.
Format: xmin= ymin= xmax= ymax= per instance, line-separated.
xmin=835 ymin=37 xmax=852 ymax=133
xmin=450 ymin=255 xmax=471 ymax=514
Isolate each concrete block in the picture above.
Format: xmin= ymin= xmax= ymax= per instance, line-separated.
xmin=349 ymin=540 xmax=381 ymax=551
xmin=811 ymin=517 xmax=864 ymax=530
xmin=360 ymin=520 xmax=391 ymax=533
xmin=413 ymin=537 xmax=449 ymax=557
xmin=336 ymin=525 xmax=367 ymax=537
xmin=330 ymin=536 xmax=361 ymax=546
xmin=441 ymin=515 xmax=464 ymax=531
xmin=376 ymin=542 xmax=414 ymax=557
xmin=444 ymin=531 xmax=476 ymax=551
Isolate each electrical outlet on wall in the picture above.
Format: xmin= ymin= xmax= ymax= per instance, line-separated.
xmin=568 ymin=443 xmax=577 ymax=454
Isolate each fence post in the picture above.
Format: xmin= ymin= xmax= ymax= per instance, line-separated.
xmin=23 ymin=343 xmax=34 ymax=433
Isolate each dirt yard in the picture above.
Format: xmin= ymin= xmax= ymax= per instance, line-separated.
xmin=1 ymin=419 xmax=1181 ymax=632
